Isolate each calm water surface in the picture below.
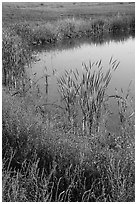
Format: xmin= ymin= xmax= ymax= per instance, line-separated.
xmin=29 ymin=37 xmax=135 ymax=101
xmin=28 ymin=37 xmax=135 ymax=132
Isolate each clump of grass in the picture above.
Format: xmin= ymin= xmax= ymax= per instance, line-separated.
xmin=57 ymin=58 xmax=120 ymax=135
xmin=2 ymin=28 xmax=32 ymax=91
xmin=32 ymin=23 xmax=56 ymax=44
xmin=110 ymin=87 xmax=135 ymax=158
xmin=108 ymin=14 xmax=134 ymax=34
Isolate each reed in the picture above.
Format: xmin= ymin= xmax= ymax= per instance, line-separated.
xmin=57 ymin=58 xmax=120 ymax=135
xmin=2 ymin=28 xmax=32 ymax=92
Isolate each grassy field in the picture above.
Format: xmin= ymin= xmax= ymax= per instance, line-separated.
xmin=2 ymin=2 xmax=135 ymax=202
xmin=2 ymin=2 xmax=135 ymax=47
xmin=2 ymin=2 xmax=135 ymax=24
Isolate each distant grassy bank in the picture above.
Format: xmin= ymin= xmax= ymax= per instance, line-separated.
xmin=8 ymin=15 xmax=134 ymax=47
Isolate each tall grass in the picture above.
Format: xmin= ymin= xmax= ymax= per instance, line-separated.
xmin=2 ymin=59 xmax=135 ymax=201
xmin=2 ymin=28 xmax=32 ymax=93
xmin=57 ymin=59 xmax=120 ymax=135
xmin=10 ymin=14 xmax=135 ymax=46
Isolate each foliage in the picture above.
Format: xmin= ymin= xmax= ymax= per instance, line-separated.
xmin=2 ymin=28 xmax=32 ymax=91
xmin=10 ymin=15 xmax=135 ymax=46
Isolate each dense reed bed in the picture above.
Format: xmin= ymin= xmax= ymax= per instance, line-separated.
xmin=10 ymin=14 xmax=135 ymax=46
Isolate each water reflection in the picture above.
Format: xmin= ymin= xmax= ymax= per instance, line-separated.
xmin=32 ymin=32 xmax=135 ymax=53
xmin=28 ymin=35 xmax=135 ymax=132
xmin=30 ymin=36 xmax=135 ymax=99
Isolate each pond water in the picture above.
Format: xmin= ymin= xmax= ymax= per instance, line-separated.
xmin=28 ymin=36 xmax=135 ymax=131
xmin=29 ymin=36 xmax=135 ymax=99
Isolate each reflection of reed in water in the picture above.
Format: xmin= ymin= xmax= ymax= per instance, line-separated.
xmin=45 ymin=75 xmax=50 ymax=94
xmin=45 ymin=84 xmax=48 ymax=94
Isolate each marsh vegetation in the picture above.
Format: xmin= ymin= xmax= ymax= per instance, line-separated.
xmin=2 ymin=2 xmax=135 ymax=202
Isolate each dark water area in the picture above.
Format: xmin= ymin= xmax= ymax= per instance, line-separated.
xmin=27 ymin=33 xmax=135 ymax=132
